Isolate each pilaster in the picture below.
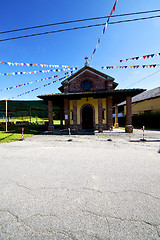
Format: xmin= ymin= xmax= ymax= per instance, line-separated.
xmin=48 ymin=100 xmax=54 ymax=131
xmin=73 ymin=99 xmax=78 ymax=132
xmin=125 ymin=96 xmax=133 ymax=133
xmin=64 ymin=98 xmax=70 ymax=128
xmin=106 ymin=96 xmax=113 ymax=130
xmin=98 ymin=98 xmax=103 ymax=132
xmin=114 ymin=104 xmax=119 ymax=128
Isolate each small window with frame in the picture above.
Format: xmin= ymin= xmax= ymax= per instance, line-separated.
xmin=82 ymin=80 xmax=92 ymax=91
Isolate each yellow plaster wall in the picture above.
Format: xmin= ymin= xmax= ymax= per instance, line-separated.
xmin=70 ymin=100 xmax=73 ymax=124
xmin=77 ymin=97 xmax=98 ymax=124
xmin=69 ymin=97 xmax=107 ymax=125
xmin=124 ymin=97 xmax=160 ymax=115
xmin=102 ymin=98 xmax=107 ymax=124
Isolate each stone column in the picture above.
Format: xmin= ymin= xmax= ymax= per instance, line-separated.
xmin=114 ymin=104 xmax=119 ymax=128
xmin=106 ymin=96 xmax=113 ymax=130
xmin=125 ymin=96 xmax=133 ymax=133
xmin=48 ymin=100 xmax=54 ymax=131
xmin=64 ymin=98 xmax=70 ymax=128
xmin=98 ymin=98 xmax=103 ymax=132
xmin=73 ymin=99 xmax=78 ymax=132
xmin=60 ymin=106 xmax=63 ymax=130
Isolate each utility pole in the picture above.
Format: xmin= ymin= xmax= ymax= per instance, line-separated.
xmin=5 ymin=100 xmax=8 ymax=132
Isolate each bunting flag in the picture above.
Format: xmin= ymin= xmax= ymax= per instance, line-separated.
xmin=88 ymin=0 xmax=118 ymax=64
xmin=102 ymin=63 xmax=160 ymax=69
xmin=0 ymin=67 xmax=77 ymax=77
xmin=9 ymin=73 xmax=73 ymax=99
xmin=0 ymin=61 xmax=70 ymax=68
xmin=0 ymin=74 xmax=60 ymax=91
xmin=120 ymin=52 xmax=160 ymax=62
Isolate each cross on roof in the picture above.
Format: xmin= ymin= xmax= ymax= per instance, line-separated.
xmin=85 ymin=56 xmax=89 ymax=66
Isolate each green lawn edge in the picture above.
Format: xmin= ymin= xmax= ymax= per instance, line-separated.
xmin=0 ymin=131 xmax=35 ymax=143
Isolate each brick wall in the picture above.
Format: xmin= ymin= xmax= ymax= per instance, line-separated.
xmin=98 ymin=98 xmax=103 ymax=132
xmin=106 ymin=96 xmax=113 ymax=130
xmin=63 ymin=70 xmax=113 ymax=93
xmin=73 ymin=100 xmax=78 ymax=132
xmin=125 ymin=96 xmax=133 ymax=133
xmin=48 ymin=100 xmax=54 ymax=131
xmin=64 ymin=98 xmax=70 ymax=128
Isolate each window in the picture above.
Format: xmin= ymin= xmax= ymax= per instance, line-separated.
xmin=82 ymin=80 xmax=92 ymax=91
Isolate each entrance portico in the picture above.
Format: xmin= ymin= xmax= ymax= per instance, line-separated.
xmin=82 ymin=105 xmax=94 ymax=129
xmin=38 ymin=65 xmax=145 ymax=133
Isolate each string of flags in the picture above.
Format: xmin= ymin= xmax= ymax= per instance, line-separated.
xmin=102 ymin=64 xmax=160 ymax=69
xmin=0 ymin=74 xmax=60 ymax=91
xmin=9 ymin=73 xmax=72 ymax=99
xmin=120 ymin=52 xmax=160 ymax=62
xmin=0 ymin=61 xmax=70 ymax=68
xmin=0 ymin=67 xmax=77 ymax=77
xmin=88 ymin=0 xmax=118 ymax=64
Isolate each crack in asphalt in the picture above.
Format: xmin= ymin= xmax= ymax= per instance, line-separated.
xmin=1 ymin=207 xmax=160 ymax=239
xmin=106 ymin=217 xmax=111 ymax=240
xmin=118 ymin=189 xmax=160 ymax=201
xmin=82 ymin=208 xmax=159 ymax=226
xmin=30 ymin=230 xmax=75 ymax=240
xmin=5 ymin=181 xmax=160 ymax=202
xmin=0 ymin=209 xmax=19 ymax=222
xmin=1 ymin=184 xmax=160 ymax=239
xmin=0 ymin=209 xmax=76 ymax=240
xmin=80 ymin=209 xmax=160 ymax=238
xmin=155 ymin=226 xmax=160 ymax=238
xmin=14 ymin=182 xmax=32 ymax=191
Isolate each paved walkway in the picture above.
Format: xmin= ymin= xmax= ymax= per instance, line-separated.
xmin=0 ymin=131 xmax=160 ymax=239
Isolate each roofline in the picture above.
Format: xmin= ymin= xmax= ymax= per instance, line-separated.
xmin=38 ymin=88 xmax=145 ymax=98
xmin=120 ymin=95 xmax=160 ymax=106
xmin=61 ymin=65 xmax=115 ymax=84
xmin=38 ymin=88 xmax=145 ymax=106
xmin=119 ymin=87 xmax=160 ymax=106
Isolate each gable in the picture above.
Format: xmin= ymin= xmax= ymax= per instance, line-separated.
xmin=69 ymin=69 xmax=108 ymax=92
xmin=60 ymin=66 xmax=118 ymax=93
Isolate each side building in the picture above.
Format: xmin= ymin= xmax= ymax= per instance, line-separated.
xmin=123 ymin=86 xmax=160 ymax=115
xmin=38 ymin=65 xmax=145 ymax=133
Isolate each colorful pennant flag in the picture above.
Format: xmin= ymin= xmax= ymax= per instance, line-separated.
xmin=0 ymin=67 xmax=77 ymax=77
xmin=102 ymin=64 xmax=160 ymax=69
xmin=9 ymin=73 xmax=73 ymax=99
xmin=0 ymin=61 xmax=70 ymax=69
xmin=120 ymin=52 xmax=160 ymax=62
xmin=88 ymin=0 xmax=118 ymax=64
xmin=0 ymin=74 xmax=61 ymax=91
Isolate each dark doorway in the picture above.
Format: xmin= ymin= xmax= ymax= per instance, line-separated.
xmin=82 ymin=105 xmax=93 ymax=129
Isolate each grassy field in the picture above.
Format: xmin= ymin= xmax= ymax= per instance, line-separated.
xmin=0 ymin=117 xmax=43 ymax=143
xmin=0 ymin=117 xmax=48 ymax=123
xmin=0 ymin=117 xmax=62 ymax=125
xmin=0 ymin=131 xmax=35 ymax=143
xmin=0 ymin=118 xmax=64 ymax=143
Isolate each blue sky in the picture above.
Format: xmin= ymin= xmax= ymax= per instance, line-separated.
xmin=0 ymin=0 xmax=160 ymax=100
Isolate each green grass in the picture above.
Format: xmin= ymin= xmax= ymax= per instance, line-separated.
xmin=0 ymin=118 xmax=65 ymax=143
xmin=0 ymin=117 xmax=63 ymax=125
xmin=0 ymin=117 xmax=48 ymax=123
xmin=0 ymin=119 xmax=64 ymax=143
xmin=0 ymin=131 xmax=34 ymax=143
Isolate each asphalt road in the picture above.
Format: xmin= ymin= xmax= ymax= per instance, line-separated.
xmin=0 ymin=130 xmax=160 ymax=239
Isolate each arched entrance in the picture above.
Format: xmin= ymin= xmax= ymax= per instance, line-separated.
xmin=82 ymin=105 xmax=93 ymax=129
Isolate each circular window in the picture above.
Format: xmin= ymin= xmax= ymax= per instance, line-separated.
xmin=82 ymin=80 xmax=92 ymax=91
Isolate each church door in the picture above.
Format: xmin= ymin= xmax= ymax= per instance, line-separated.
xmin=82 ymin=105 xmax=93 ymax=129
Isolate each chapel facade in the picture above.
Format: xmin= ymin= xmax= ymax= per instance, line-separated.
xmin=38 ymin=65 xmax=145 ymax=133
